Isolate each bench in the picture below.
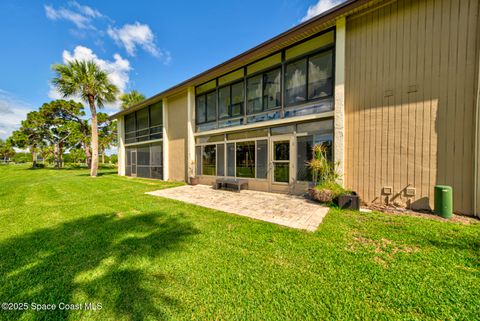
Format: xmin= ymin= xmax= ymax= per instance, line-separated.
xmin=215 ymin=178 xmax=249 ymax=192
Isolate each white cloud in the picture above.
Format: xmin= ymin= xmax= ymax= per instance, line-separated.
xmin=301 ymin=0 xmax=345 ymax=22
xmin=107 ymin=22 xmax=171 ymax=62
xmin=0 ymin=90 xmax=34 ymax=140
xmin=49 ymin=46 xmax=132 ymax=109
xmin=69 ymin=1 xmax=104 ymax=19
xmin=44 ymin=1 xmax=105 ymax=30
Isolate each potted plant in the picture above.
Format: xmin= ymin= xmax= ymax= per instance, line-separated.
xmin=306 ymin=144 xmax=359 ymax=209
xmin=188 ymin=160 xmax=199 ymax=185
xmin=337 ymin=191 xmax=360 ymax=210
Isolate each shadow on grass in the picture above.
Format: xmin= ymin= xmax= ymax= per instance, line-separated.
xmin=0 ymin=212 xmax=198 ymax=320
xmin=76 ymin=171 xmax=118 ymax=177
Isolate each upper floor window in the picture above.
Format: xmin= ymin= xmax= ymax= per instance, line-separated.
xmin=247 ymin=68 xmax=281 ymax=114
xmin=285 ymin=49 xmax=333 ymax=106
xmin=124 ymin=102 xmax=163 ymax=144
xmin=196 ymin=91 xmax=217 ymax=124
xmin=219 ymin=81 xmax=244 ymax=119
xmin=194 ymin=29 xmax=335 ymax=131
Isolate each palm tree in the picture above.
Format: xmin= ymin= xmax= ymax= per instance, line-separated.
xmin=52 ymin=60 xmax=118 ymax=177
xmin=120 ymin=90 xmax=145 ymax=110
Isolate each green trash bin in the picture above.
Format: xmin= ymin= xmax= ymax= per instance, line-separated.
xmin=434 ymin=185 xmax=453 ymax=218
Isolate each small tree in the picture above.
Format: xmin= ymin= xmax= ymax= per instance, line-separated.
xmin=120 ymin=90 xmax=145 ymax=110
xmin=52 ymin=60 xmax=118 ymax=177
xmin=39 ymin=100 xmax=83 ymax=168
xmin=9 ymin=111 xmax=45 ymax=167
xmin=0 ymin=139 xmax=15 ymax=163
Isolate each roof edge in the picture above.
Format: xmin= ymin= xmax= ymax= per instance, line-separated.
xmin=109 ymin=0 xmax=366 ymax=120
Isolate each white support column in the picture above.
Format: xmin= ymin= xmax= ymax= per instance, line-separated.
xmin=163 ymin=98 xmax=169 ymax=181
xmin=334 ymin=17 xmax=346 ymax=187
xmin=187 ymin=87 xmax=196 ymax=181
xmin=117 ymin=116 xmax=126 ymax=176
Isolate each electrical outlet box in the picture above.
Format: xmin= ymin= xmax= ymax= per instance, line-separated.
xmin=405 ymin=187 xmax=416 ymax=197
xmin=382 ymin=187 xmax=393 ymax=195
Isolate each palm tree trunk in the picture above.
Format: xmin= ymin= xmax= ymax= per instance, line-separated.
xmin=59 ymin=143 xmax=63 ymax=168
xmin=102 ymin=147 xmax=105 ymax=164
xmin=53 ymin=144 xmax=59 ymax=169
xmin=88 ymin=96 xmax=99 ymax=177
xmin=83 ymin=143 xmax=92 ymax=168
xmin=31 ymin=146 xmax=37 ymax=168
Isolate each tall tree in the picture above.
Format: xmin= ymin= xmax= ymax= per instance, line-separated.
xmin=52 ymin=60 xmax=118 ymax=176
xmin=9 ymin=111 xmax=45 ymax=167
xmin=0 ymin=139 xmax=15 ymax=163
xmin=120 ymin=90 xmax=145 ymax=110
xmin=97 ymin=113 xmax=117 ymax=164
xmin=38 ymin=100 xmax=83 ymax=168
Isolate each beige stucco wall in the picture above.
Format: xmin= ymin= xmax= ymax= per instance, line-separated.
xmin=166 ymin=92 xmax=189 ymax=181
xmin=344 ymin=0 xmax=479 ymax=215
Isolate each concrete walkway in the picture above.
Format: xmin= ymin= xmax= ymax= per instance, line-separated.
xmin=146 ymin=185 xmax=329 ymax=231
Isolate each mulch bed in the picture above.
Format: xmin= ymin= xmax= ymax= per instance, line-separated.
xmin=365 ymin=203 xmax=479 ymax=225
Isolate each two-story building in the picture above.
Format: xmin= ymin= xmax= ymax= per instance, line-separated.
xmin=109 ymin=0 xmax=480 ymax=216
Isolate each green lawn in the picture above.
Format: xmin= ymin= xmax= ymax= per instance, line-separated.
xmin=0 ymin=164 xmax=478 ymax=320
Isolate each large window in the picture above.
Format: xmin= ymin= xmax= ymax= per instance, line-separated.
xmin=124 ymin=102 xmax=163 ymax=144
xmin=285 ymin=49 xmax=333 ymax=106
xmin=236 ymin=142 xmax=256 ymax=178
xmin=125 ymin=142 xmax=163 ymax=179
xmin=196 ymin=91 xmax=217 ymax=124
xmin=247 ymin=68 xmax=281 ymax=114
xmin=194 ymin=30 xmax=334 ymax=132
xmin=202 ymin=145 xmax=216 ymax=176
xmin=296 ymin=119 xmax=333 ymax=181
xmin=219 ymin=81 xmax=244 ymax=119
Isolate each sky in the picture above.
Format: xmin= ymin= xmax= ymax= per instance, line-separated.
xmin=0 ymin=0 xmax=344 ymax=140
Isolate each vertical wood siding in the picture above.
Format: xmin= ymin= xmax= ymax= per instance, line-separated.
xmin=345 ymin=0 xmax=479 ymax=214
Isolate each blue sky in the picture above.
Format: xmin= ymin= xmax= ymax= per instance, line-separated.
xmin=0 ymin=0 xmax=343 ymax=139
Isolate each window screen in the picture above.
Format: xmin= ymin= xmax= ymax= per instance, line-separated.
xmin=217 ymin=144 xmax=225 ymax=176
xmin=247 ymin=74 xmax=262 ymax=114
xmin=236 ymin=141 xmax=255 ymax=178
xmin=256 ymin=140 xmax=267 ymax=179
xmin=195 ymin=146 xmax=202 ymax=176
xmin=202 ymin=145 xmax=216 ymax=176
xmin=263 ymin=69 xmax=281 ymax=109
xmin=285 ymin=58 xmax=307 ymax=106
xmin=308 ymin=50 xmax=333 ymax=100
xmin=227 ymin=143 xmax=235 ymax=176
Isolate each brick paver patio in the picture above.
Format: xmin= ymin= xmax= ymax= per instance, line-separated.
xmin=146 ymin=185 xmax=329 ymax=231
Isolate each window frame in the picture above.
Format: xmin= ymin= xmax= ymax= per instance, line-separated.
xmin=217 ymin=79 xmax=245 ymax=120
xmin=246 ymin=65 xmax=282 ymax=116
xmin=195 ymin=88 xmax=218 ymax=125
xmin=124 ymin=103 xmax=163 ymax=144
xmin=284 ymin=46 xmax=334 ymax=108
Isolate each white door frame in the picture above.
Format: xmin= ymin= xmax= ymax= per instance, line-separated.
xmin=269 ymin=135 xmax=294 ymax=192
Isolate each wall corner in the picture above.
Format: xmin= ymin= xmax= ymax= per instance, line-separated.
xmin=163 ymin=98 xmax=169 ymax=181
xmin=187 ymin=87 xmax=196 ymax=181
xmin=334 ymin=16 xmax=346 ymax=187
xmin=117 ymin=116 xmax=126 ymax=176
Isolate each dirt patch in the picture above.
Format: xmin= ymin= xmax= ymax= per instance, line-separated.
xmin=366 ymin=204 xmax=478 ymax=225
xmin=347 ymin=234 xmax=419 ymax=268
